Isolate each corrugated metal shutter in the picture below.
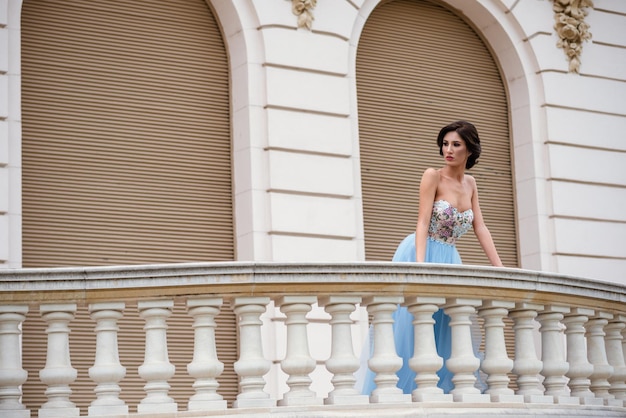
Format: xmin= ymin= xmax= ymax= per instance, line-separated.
xmin=356 ymin=0 xmax=519 ymax=389
xmin=357 ymin=0 xmax=519 ymax=268
xmin=20 ymin=0 xmax=237 ymax=411
xmin=21 ymin=0 xmax=233 ymax=267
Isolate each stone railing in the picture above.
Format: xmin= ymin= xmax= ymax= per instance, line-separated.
xmin=0 ymin=262 xmax=625 ymax=417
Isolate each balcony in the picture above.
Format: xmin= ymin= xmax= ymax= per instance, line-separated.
xmin=1 ymin=262 xmax=625 ymax=417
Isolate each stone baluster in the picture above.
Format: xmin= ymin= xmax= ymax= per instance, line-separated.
xmin=276 ymin=296 xmax=322 ymax=406
xmin=38 ymin=303 xmax=80 ymax=418
xmin=537 ymin=305 xmax=575 ymax=404
xmin=319 ymin=296 xmax=369 ymax=405
xmin=622 ymin=316 xmax=626 ymax=403
xmin=586 ymin=312 xmax=623 ymax=406
xmin=622 ymin=318 xmax=626 ymax=367
xmin=404 ymin=296 xmax=452 ymax=402
xmin=88 ymin=302 xmax=127 ymax=416
xmin=363 ymin=296 xmax=411 ymax=404
xmin=0 ymin=305 xmax=30 ymax=418
xmin=605 ymin=316 xmax=626 ymax=405
xmin=232 ymin=297 xmax=275 ymax=408
xmin=510 ymin=303 xmax=552 ymax=403
xmin=137 ymin=300 xmax=177 ymax=414
xmin=563 ymin=308 xmax=602 ymax=405
xmin=478 ymin=300 xmax=522 ymax=403
xmin=186 ymin=297 xmax=227 ymax=411
xmin=444 ymin=298 xmax=490 ymax=403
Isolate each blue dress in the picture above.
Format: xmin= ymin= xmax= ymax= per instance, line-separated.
xmin=362 ymin=199 xmax=474 ymax=395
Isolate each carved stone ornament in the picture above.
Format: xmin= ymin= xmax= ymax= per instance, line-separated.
xmin=291 ymin=0 xmax=317 ymax=30
xmin=552 ymin=0 xmax=593 ymax=73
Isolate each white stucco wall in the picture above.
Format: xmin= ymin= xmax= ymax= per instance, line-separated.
xmin=214 ymin=0 xmax=626 ymax=283
xmin=0 ymin=0 xmax=21 ymax=269
xmin=512 ymin=0 xmax=626 ymax=283
xmin=0 ymin=2 xmax=8 ymax=265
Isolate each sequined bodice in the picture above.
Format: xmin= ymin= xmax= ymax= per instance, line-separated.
xmin=428 ymin=200 xmax=473 ymax=245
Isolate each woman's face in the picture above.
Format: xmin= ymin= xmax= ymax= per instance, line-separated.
xmin=441 ymin=131 xmax=470 ymax=167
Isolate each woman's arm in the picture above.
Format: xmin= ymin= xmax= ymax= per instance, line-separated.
xmin=415 ymin=168 xmax=439 ymax=262
xmin=469 ymin=176 xmax=504 ymax=267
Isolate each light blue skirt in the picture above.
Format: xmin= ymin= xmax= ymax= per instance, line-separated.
xmin=361 ymin=234 xmax=462 ymax=395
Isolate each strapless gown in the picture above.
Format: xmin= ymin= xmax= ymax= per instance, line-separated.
xmin=361 ymin=200 xmax=475 ymax=395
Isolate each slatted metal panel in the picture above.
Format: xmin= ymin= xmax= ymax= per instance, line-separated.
xmin=357 ymin=0 xmax=519 ymax=268
xmin=21 ymin=0 xmax=233 ymax=267
xmin=20 ymin=0 xmax=238 ymax=411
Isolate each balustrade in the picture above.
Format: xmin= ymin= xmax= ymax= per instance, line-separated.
xmin=232 ymin=296 xmax=274 ymax=408
xmin=606 ymin=317 xmax=626 ymax=401
xmin=587 ymin=312 xmax=622 ymax=406
xmin=0 ymin=262 xmax=624 ymax=417
xmin=477 ymin=300 xmax=521 ymax=403
xmin=186 ymin=297 xmax=227 ymax=411
xmin=319 ymin=295 xmax=369 ymax=405
xmin=363 ymin=295 xmax=411 ymax=404
xmin=510 ymin=303 xmax=552 ymax=403
xmin=564 ymin=307 xmax=600 ymax=405
xmin=537 ymin=305 xmax=572 ymax=404
xmin=87 ymin=302 xmax=127 ymax=416
xmin=0 ymin=305 xmax=29 ymax=418
xmin=405 ymin=296 xmax=451 ymax=402
xmin=39 ymin=303 xmax=80 ymax=418
xmin=444 ymin=298 xmax=489 ymax=403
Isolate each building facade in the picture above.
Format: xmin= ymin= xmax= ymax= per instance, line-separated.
xmin=0 ymin=0 xmax=625 ymax=412
xmin=2 ymin=0 xmax=625 ymax=283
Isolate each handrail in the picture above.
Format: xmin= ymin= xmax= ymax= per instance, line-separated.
xmin=1 ymin=262 xmax=624 ymax=309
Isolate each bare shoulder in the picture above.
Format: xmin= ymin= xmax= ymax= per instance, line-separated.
xmin=419 ymin=168 xmax=440 ymax=193
xmin=422 ymin=167 xmax=440 ymax=182
xmin=465 ymin=174 xmax=479 ymax=198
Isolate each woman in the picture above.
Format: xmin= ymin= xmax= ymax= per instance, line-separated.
xmin=362 ymin=120 xmax=503 ymax=395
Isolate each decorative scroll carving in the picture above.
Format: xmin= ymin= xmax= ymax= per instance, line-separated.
xmin=291 ymin=0 xmax=317 ymax=30
xmin=552 ymin=0 xmax=593 ymax=73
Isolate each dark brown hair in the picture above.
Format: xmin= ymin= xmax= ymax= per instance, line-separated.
xmin=437 ymin=120 xmax=481 ymax=169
